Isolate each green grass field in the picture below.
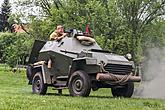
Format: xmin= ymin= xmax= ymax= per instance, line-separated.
xmin=0 ymin=64 xmax=165 ymax=110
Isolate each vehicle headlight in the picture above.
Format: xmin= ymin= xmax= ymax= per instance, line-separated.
xmin=126 ymin=53 xmax=132 ymax=60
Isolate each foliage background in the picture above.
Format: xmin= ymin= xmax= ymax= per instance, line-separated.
xmin=0 ymin=33 xmax=33 ymax=67
xmin=0 ymin=0 xmax=165 ymax=68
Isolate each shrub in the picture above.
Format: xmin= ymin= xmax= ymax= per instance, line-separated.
xmin=0 ymin=32 xmax=33 ymax=67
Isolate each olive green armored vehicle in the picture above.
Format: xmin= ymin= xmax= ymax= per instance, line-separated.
xmin=26 ymin=29 xmax=141 ymax=97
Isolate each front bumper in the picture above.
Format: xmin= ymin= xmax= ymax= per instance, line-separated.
xmin=96 ymin=73 xmax=141 ymax=82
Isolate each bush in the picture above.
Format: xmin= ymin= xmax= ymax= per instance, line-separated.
xmin=0 ymin=32 xmax=33 ymax=67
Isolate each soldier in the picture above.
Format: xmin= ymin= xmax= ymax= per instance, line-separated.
xmin=49 ymin=25 xmax=68 ymax=41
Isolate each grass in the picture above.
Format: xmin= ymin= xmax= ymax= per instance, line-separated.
xmin=0 ymin=64 xmax=165 ymax=110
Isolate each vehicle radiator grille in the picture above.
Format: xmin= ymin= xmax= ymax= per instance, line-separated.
xmin=104 ymin=63 xmax=133 ymax=75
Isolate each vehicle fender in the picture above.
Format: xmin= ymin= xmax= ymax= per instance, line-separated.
xmin=27 ymin=64 xmax=52 ymax=85
xmin=68 ymin=58 xmax=100 ymax=77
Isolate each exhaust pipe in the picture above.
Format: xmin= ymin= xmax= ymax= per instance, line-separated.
xmin=96 ymin=73 xmax=141 ymax=82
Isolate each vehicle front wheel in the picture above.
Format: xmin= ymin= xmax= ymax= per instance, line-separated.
xmin=32 ymin=72 xmax=47 ymax=95
xmin=111 ymin=82 xmax=134 ymax=98
xmin=68 ymin=70 xmax=91 ymax=97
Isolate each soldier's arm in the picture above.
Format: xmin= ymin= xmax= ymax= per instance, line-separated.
xmin=50 ymin=32 xmax=58 ymax=40
xmin=56 ymin=33 xmax=68 ymax=40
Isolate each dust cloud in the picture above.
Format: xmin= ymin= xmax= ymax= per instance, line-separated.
xmin=134 ymin=48 xmax=165 ymax=99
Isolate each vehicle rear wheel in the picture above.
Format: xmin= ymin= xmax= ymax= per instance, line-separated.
xmin=68 ymin=70 xmax=91 ymax=97
xmin=32 ymin=72 xmax=47 ymax=95
xmin=111 ymin=82 xmax=134 ymax=98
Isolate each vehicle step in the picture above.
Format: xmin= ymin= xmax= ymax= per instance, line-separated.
xmin=56 ymin=76 xmax=68 ymax=79
xmin=53 ymin=82 xmax=67 ymax=88
xmin=52 ymin=87 xmax=68 ymax=90
xmin=56 ymin=76 xmax=68 ymax=81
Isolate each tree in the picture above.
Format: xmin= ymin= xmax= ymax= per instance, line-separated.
xmin=117 ymin=0 xmax=165 ymax=63
xmin=0 ymin=0 xmax=11 ymax=32
xmin=0 ymin=13 xmax=3 ymax=31
xmin=142 ymin=18 xmax=165 ymax=49
xmin=0 ymin=32 xmax=33 ymax=67
xmin=14 ymin=0 xmax=165 ymax=64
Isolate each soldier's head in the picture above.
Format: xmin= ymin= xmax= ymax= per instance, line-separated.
xmin=56 ymin=25 xmax=64 ymax=34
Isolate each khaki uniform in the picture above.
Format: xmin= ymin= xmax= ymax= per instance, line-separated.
xmin=49 ymin=31 xmax=62 ymax=40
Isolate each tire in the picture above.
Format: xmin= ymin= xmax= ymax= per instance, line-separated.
xmin=32 ymin=72 xmax=47 ymax=95
xmin=68 ymin=70 xmax=91 ymax=97
xmin=111 ymin=82 xmax=134 ymax=98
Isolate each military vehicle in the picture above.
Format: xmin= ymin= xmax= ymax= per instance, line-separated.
xmin=26 ymin=29 xmax=141 ymax=97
